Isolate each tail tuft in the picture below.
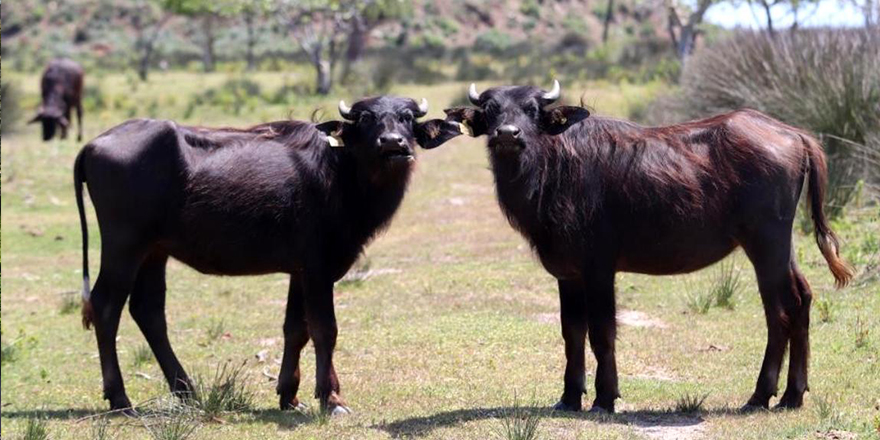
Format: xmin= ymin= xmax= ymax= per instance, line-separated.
xmin=803 ymin=135 xmax=855 ymax=288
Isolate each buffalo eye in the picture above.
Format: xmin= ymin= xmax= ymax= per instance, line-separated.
xmin=359 ymin=111 xmax=374 ymax=123
xmin=524 ymin=102 xmax=540 ymax=119
xmin=398 ymin=110 xmax=413 ymax=123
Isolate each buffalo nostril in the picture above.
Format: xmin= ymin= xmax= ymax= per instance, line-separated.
xmin=496 ymin=125 xmax=521 ymax=138
xmin=378 ymin=133 xmax=405 ymax=146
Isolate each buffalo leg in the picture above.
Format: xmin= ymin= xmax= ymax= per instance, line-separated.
xmin=91 ymin=248 xmax=143 ymax=411
xmin=76 ymin=101 xmax=84 ymax=142
xmin=553 ymin=278 xmax=589 ymax=412
xmin=741 ymin=231 xmax=796 ymax=410
xmin=303 ymin=274 xmax=349 ymax=414
xmin=278 ymin=276 xmax=310 ymax=410
xmin=585 ymin=270 xmax=619 ymax=412
xmin=129 ymin=253 xmax=193 ymax=397
xmin=777 ymin=262 xmax=812 ymax=409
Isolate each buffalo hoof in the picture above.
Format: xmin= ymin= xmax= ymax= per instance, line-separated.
xmin=109 ymin=397 xmax=135 ymax=416
xmin=552 ymin=400 xmax=582 ymax=412
xmin=330 ymin=404 xmax=352 ymax=416
xmin=739 ymin=403 xmax=768 ymax=413
xmin=280 ymin=396 xmax=308 ymax=412
xmin=588 ymin=405 xmax=612 ymax=415
xmin=773 ymin=395 xmax=803 ymax=410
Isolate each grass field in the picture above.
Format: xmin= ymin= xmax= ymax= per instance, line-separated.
xmin=2 ymin=72 xmax=879 ymax=440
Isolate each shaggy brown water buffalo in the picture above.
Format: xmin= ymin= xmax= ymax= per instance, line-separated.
xmin=434 ymin=81 xmax=854 ymax=413
xmin=30 ymin=58 xmax=84 ymax=141
xmin=74 ymin=96 xmax=462 ymax=414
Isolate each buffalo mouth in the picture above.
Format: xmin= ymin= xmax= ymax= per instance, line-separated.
xmin=488 ymin=136 xmax=524 ymax=153
xmin=381 ymin=149 xmax=415 ymax=161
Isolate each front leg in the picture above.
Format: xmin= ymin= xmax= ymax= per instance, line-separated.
xmin=277 ymin=275 xmax=310 ymax=410
xmin=302 ymin=273 xmax=350 ymax=415
xmin=585 ymin=269 xmax=619 ymax=412
xmin=554 ymin=278 xmax=588 ymax=412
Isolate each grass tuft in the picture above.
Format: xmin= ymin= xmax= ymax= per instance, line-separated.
xmin=21 ymin=418 xmax=49 ymax=440
xmin=142 ymin=397 xmax=200 ymax=440
xmin=89 ymin=416 xmax=113 ymax=440
xmin=711 ymin=260 xmax=741 ymax=310
xmin=813 ymin=395 xmax=843 ymax=428
xmin=854 ymin=315 xmax=871 ymax=349
xmin=190 ymin=360 xmax=256 ymax=420
xmin=686 ymin=290 xmax=714 ymax=315
xmin=133 ymin=344 xmax=154 ymax=367
xmin=674 ymin=392 xmax=708 ymax=414
xmin=309 ymin=406 xmax=332 ymax=426
xmin=204 ymin=318 xmax=226 ymax=342
xmin=493 ymin=395 xmax=543 ymax=440
xmin=59 ymin=292 xmax=79 ymax=315
xmin=816 ymin=298 xmax=836 ymax=324
xmin=337 ymin=257 xmax=373 ymax=288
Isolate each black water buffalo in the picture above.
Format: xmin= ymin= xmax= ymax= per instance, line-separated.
xmin=435 ymin=81 xmax=853 ymax=413
xmin=74 ymin=96 xmax=462 ymax=414
xmin=31 ymin=58 xmax=84 ymax=141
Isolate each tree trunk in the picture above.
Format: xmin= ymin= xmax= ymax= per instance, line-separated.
xmin=201 ymin=14 xmax=216 ymax=73
xmin=244 ymin=9 xmax=257 ymax=71
xmin=138 ymin=41 xmax=154 ymax=81
xmin=316 ymin=59 xmax=331 ymax=95
xmin=602 ymin=0 xmax=614 ymax=43
xmin=761 ymin=0 xmax=775 ymax=37
xmin=341 ymin=15 xmax=368 ymax=81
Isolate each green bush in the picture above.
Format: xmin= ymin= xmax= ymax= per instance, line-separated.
xmin=474 ymin=30 xmax=513 ymax=53
xmin=519 ymin=0 xmax=541 ymax=19
xmin=679 ymin=29 xmax=880 ymax=214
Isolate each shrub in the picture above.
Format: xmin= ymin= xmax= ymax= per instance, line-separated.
xmin=679 ymin=29 xmax=880 ymax=214
xmin=475 ymin=30 xmax=513 ymax=53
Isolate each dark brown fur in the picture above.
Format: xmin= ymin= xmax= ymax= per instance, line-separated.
xmin=74 ymin=97 xmax=459 ymax=414
xmin=30 ymin=58 xmax=84 ymax=141
xmin=443 ymin=85 xmax=853 ymax=413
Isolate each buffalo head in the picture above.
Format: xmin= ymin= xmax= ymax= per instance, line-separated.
xmin=441 ymin=80 xmax=591 ymax=153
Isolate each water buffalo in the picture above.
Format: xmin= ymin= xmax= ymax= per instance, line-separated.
xmin=30 ymin=58 xmax=84 ymax=141
xmin=74 ymin=96 xmax=462 ymax=414
xmin=435 ymin=81 xmax=854 ymax=413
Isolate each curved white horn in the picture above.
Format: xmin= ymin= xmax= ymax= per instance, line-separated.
xmin=416 ymin=98 xmax=429 ymax=116
xmin=468 ymin=83 xmax=481 ymax=105
xmin=338 ymin=100 xmax=353 ymax=119
xmin=541 ymin=79 xmax=560 ymax=102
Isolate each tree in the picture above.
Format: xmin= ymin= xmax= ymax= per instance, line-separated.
xmin=666 ymin=0 xmax=715 ymax=65
xmin=165 ymin=0 xmax=239 ymax=73
xmin=240 ymin=0 xmax=272 ymax=71
xmin=130 ymin=0 xmax=174 ymax=81
xmin=602 ymin=0 xmax=615 ymax=44
xmin=276 ymin=0 xmax=408 ymax=95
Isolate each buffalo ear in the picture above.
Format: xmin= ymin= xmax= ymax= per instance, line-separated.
xmin=415 ymin=119 xmax=463 ymax=150
xmin=28 ymin=113 xmax=43 ymax=124
xmin=541 ymin=106 xmax=590 ymax=135
xmin=443 ymin=107 xmax=487 ymax=137
xmin=315 ymin=120 xmax=345 ymax=147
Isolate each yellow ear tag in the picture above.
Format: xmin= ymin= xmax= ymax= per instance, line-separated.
xmin=458 ymin=120 xmax=474 ymax=136
xmin=327 ymin=128 xmax=344 ymax=148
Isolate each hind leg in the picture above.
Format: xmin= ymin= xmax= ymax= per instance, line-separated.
xmin=277 ymin=276 xmax=310 ymax=410
xmin=740 ymin=229 xmax=801 ymax=410
xmin=129 ymin=253 xmax=193 ymax=397
xmin=91 ymin=244 xmax=144 ymax=411
xmin=777 ymin=263 xmax=812 ymax=409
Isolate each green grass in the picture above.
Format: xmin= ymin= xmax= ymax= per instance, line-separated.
xmin=2 ymin=71 xmax=880 ymax=440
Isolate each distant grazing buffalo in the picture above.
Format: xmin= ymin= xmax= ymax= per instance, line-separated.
xmin=434 ymin=81 xmax=853 ymax=413
xmin=74 ymin=97 xmax=462 ymax=414
xmin=31 ymin=58 xmax=84 ymax=141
